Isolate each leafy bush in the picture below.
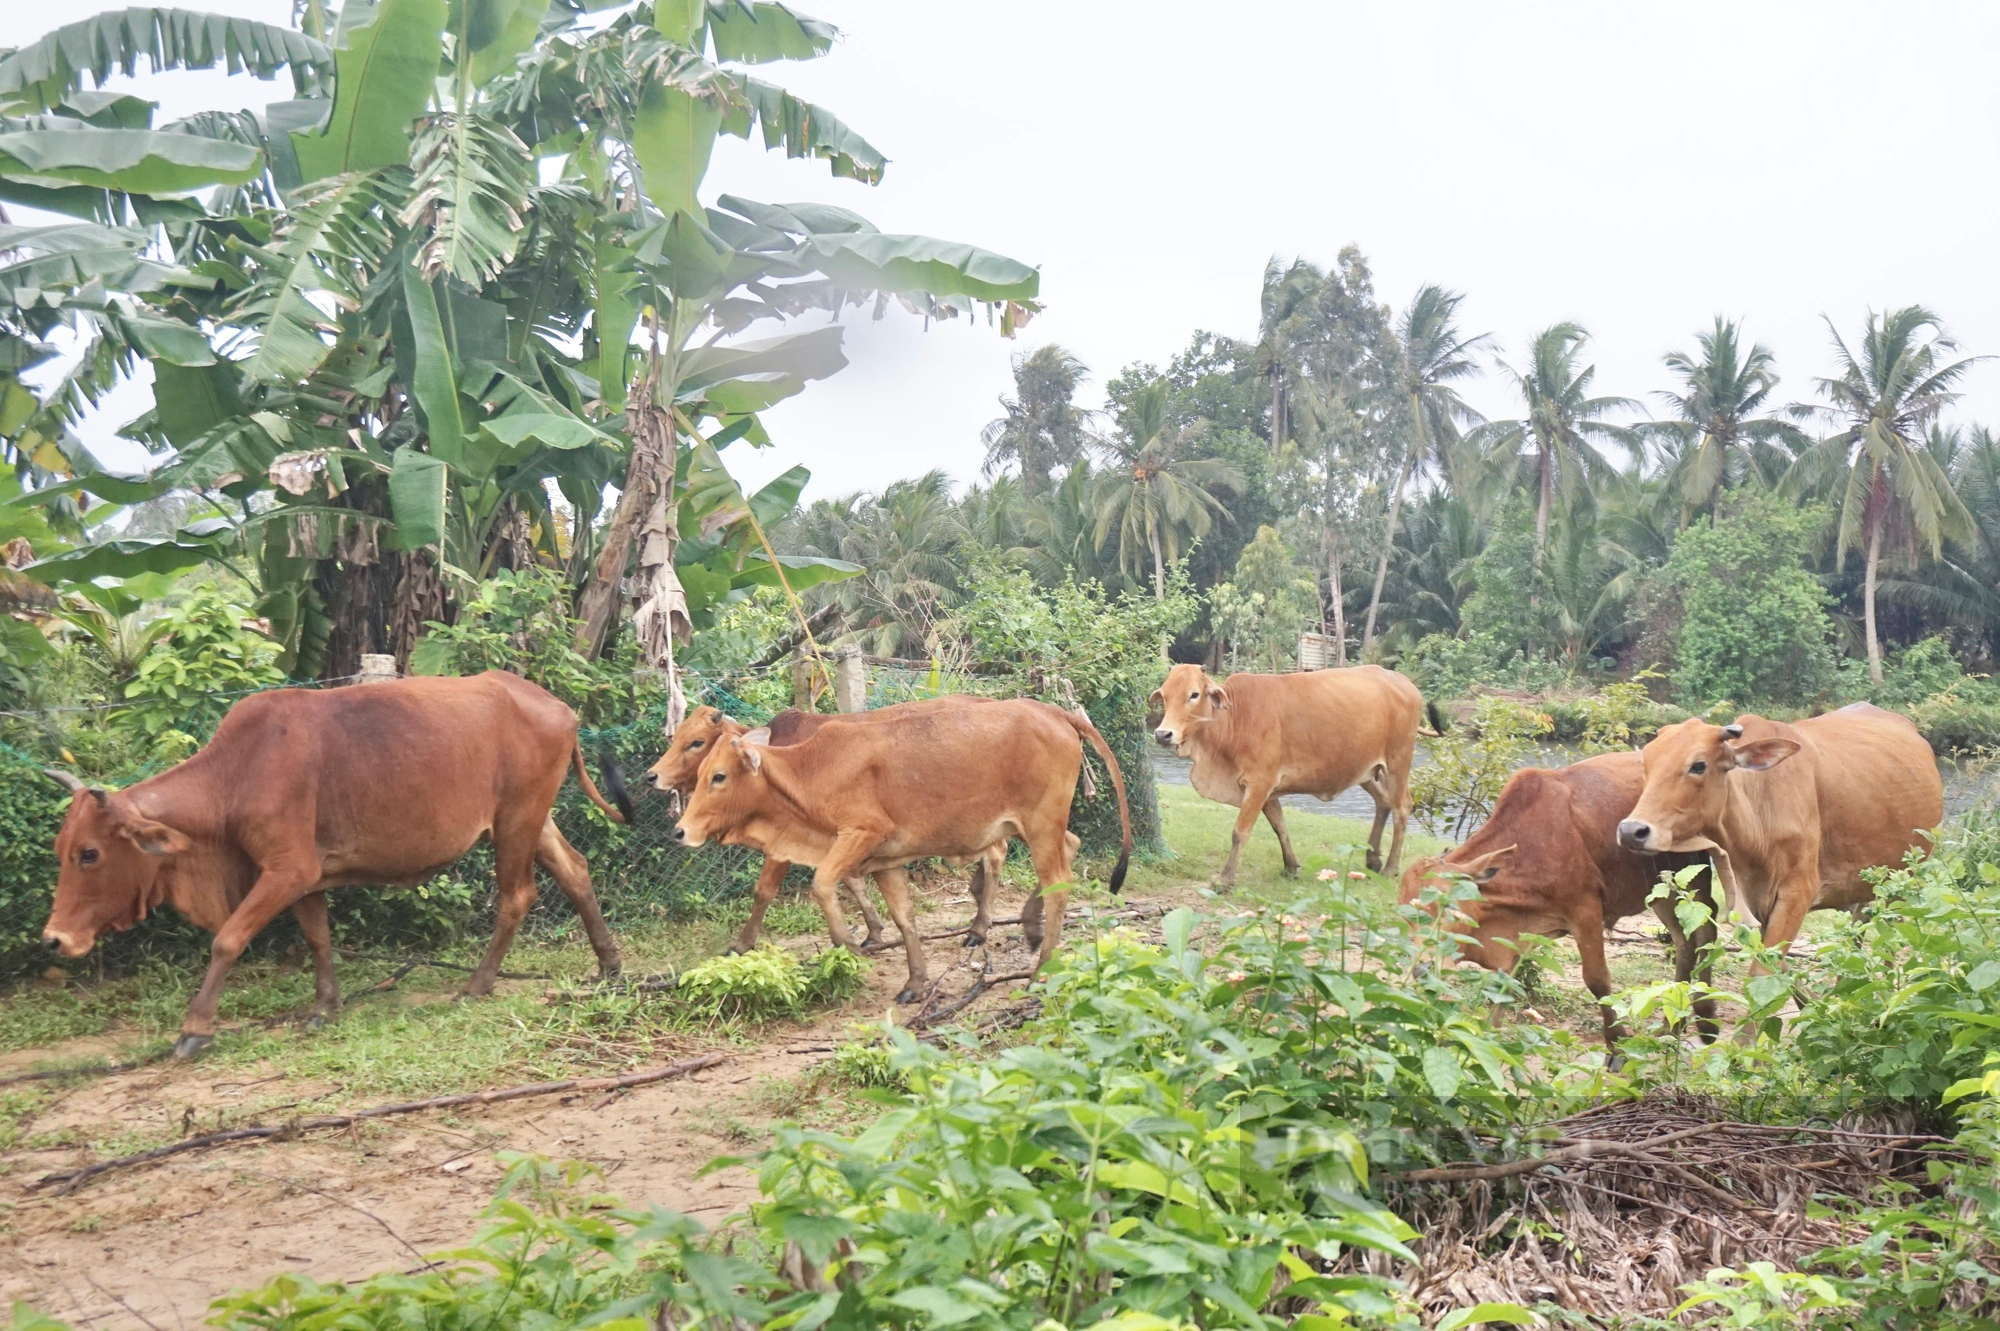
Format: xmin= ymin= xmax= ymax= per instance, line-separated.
xmin=410 ymin=567 xmax=649 ymax=726
xmin=117 ymin=586 xmax=285 ymax=741
xmin=1411 ymin=697 xmax=1553 ymax=838
xmin=676 ymin=946 xmax=866 ymax=1022
xmin=1667 ymin=497 xmax=1837 ymax=708
xmin=0 ymin=753 xmax=69 ymax=979
xmin=949 ymin=558 xmax=1197 ymax=856
xmin=1210 ymin=525 xmax=1319 ymax=672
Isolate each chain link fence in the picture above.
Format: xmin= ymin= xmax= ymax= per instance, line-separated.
xmin=0 ymin=665 xmax=1159 ymax=984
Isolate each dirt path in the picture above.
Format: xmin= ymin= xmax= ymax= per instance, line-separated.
xmin=0 ymin=879 xmax=1169 ymax=1330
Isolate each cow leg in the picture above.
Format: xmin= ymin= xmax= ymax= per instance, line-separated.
xmin=535 ymin=816 xmax=622 ymax=980
xmin=1359 ymin=775 xmax=1392 ymax=873
xmin=1024 ymin=832 xmax=1076 ymax=973
xmin=1384 ymin=771 xmax=1411 ymax=876
xmin=731 ymin=857 xmax=791 ymax=954
xmin=847 ymin=878 xmax=890 ymax=951
xmin=1733 ymin=869 xmax=1816 ymax=1045
xmin=177 ymin=865 xmax=314 ymax=1058
xmin=1569 ymin=899 xmax=1626 ymax=1060
xmin=871 ymin=867 xmax=929 ymax=1004
xmin=465 ymin=832 xmax=539 ymax=998
xmin=1218 ymin=785 xmax=1275 ymax=889
xmin=964 ymin=847 xmax=1003 ymax=948
xmin=1262 ymin=798 xmax=1301 ymax=878
xmin=290 ymin=891 xmax=339 ymax=1027
xmin=810 ymin=830 xmax=884 ymax=952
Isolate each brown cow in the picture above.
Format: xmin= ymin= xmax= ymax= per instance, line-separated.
xmin=42 ymin=672 xmax=626 ymax=1058
xmin=1398 ymin=752 xmax=1718 ymax=1051
xmin=644 ymin=702 xmax=1011 ymax=982
xmin=1151 ymin=663 xmax=1422 ymax=885
xmin=673 ymin=698 xmax=1131 ymax=990
xmin=1617 ymin=705 xmax=1942 ymax=970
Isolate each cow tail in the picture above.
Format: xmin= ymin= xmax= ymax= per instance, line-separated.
xmin=1065 ymin=708 xmax=1132 ymax=894
xmin=1422 ymin=700 xmax=1449 ymax=738
xmin=572 ymin=739 xmax=632 ymax=825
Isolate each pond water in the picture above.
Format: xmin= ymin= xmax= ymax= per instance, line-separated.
xmin=1146 ymin=741 xmax=1997 ymax=838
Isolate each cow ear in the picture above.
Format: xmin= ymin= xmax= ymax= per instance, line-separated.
xmin=118 ymin=816 xmax=192 ymax=857
xmin=730 ymin=735 xmax=763 ymax=774
xmin=1147 ymin=688 xmax=1163 ymax=711
xmin=741 ymin=727 xmax=771 ymax=747
xmin=1208 ymin=684 xmax=1230 ymax=710
xmin=1727 ymin=737 xmax=1800 ymax=772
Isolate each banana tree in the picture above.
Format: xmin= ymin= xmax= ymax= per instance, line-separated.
xmin=1 ymin=0 xmax=1037 ymax=687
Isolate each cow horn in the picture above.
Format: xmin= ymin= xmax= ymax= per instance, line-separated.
xmin=1721 ymin=722 xmax=1744 ymax=739
xmin=42 ymin=768 xmax=88 ymax=794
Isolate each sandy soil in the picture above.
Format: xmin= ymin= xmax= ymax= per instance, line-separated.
xmin=0 ymin=877 xmax=1110 ymax=1330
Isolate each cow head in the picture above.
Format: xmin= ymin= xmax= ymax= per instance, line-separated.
xmin=645 ymin=707 xmax=744 ymax=812
xmin=1150 ymin=663 xmax=1227 ymax=754
xmin=1397 ymin=845 xmax=1539 ymax=971
xmin=42 ymin=776 xmax=193 ymax=958
xmin=1618 ymin=718 xmax=1801 ymax=854
xmin=672 ymin=727 xmax=771 ymax=848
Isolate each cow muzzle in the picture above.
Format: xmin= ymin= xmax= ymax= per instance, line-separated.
xmin=1617 ymin=819 xmax=1655 ymax=852
xmin=42 ymin=929 xmax=90 ymax=960
xmin=1153 ymin=727 xmax=1176 ymax=748
xmin=672 ymin=822 xmax=706 ymax=848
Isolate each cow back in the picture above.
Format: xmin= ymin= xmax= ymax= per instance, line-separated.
xmin=1202 ymin=666 xmax=1422 ymax=796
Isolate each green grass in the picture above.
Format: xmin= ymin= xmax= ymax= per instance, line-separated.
xmin=1120 ymin=785 xmax=1450 ymax=906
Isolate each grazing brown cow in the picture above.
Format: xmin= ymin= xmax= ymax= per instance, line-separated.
xmin=673 ymin=698 xmax=1131 ymax=991
xmin=644 ymin=701 xmax=1011 ymax=974
xmin=41 ymin=672 xmax=626 ymax=1058
xmin=1398 ymin=752 xmax=1718 ymax=1051
xmin=1617 ymin=706 xmax=1941 ymax=968
xmin=1151 ymin=663 xmax=1423 ymax=885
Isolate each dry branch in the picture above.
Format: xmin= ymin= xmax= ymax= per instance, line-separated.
xmin=32 ymin=1052 xmax=728 ymax=1195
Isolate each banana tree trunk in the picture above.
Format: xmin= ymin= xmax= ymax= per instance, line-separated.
xmin=572 ymin=443 xmax=657 ymax=661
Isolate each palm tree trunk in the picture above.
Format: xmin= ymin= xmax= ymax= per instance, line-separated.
xmin=1361 ymin=447 xmax=1416 ymax=650
xmin=1327 ymin=542 xmax=1347 ymax=668
xmin=1534 ymin=448 xmax=1553 ymax=567
xmin=1864 ymin=510 xmax=1884 ymax=685
xmin=1270 ymin=376 xmax=1283 ymax=452
xmin=1149 ymin=524 xmax=1165 ymax=602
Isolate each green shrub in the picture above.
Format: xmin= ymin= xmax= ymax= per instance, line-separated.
xmin=676 ymin=946 xmax=865 ymax=1023
xmin=1411 ymin=697 xmax=1553 ymax=838
xmin=1667 ymin=497 xmax=1836 ymax=708
xmin=118 ymin=586 xmax=286 ymax=739
xmin=0 ymin=753 xmax=69 ymax=979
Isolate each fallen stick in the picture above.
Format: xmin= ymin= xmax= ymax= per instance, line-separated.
xmin=0 ymin=1056 xmax=162 ymax=1090
xmin=911 ymin=968 xmax=1036 ymax=1030
xmin=31 ymin=1052 xmax=728 ymax=1195
xmin=1393 ymin=1122 xmax=1717 ymax=1184
xmin=335 ymin=949 xmax=549 ymax=982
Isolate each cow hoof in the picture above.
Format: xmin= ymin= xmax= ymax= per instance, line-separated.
xmin=1606 ymin=1050 xmax=1628 ymax=1074
xmin=858 ymin=937 xmax=890 ymax=954
xmin=895 ymin=986 xmax=921 ymax=1005
xmin=172 ymin=1033 xmax=213 ymax=1061
xmin=1365 ymin=853 xmax=1383 ymax=873
xmin=962 ymin=932 xmax=985 ymax=949
xmin=303 ymin=1014 xmax=328 ymax=1031
xmin=1281 ymin=864 xmax=1300 ymax=879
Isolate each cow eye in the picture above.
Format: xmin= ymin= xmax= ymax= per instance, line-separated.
xmin=688 ymin=739 xmax=704 ymax=750
xmin=1688 ymin=760 xmax=1708 ymax=776
xmin=710 ymin=772 xmax=725 ymax=785
xmin=1189 ymin=692 xmax=1199 ymax=701
xmin=78 ymin=848 xmax=99 ymax=866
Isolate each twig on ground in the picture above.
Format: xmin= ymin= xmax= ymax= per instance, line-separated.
xmin=244 ymin=1168 xmax=430 ymax=1268
xmin=83 ymin=1275 xmax=163 ymax=1331
xmin=32 ymin=1052 xmax=729 ymax=1195
xmin=335 ymin=949 xmax=548 ymax=981
xmin=0 ymin=1055 xmax=163 ymax=1090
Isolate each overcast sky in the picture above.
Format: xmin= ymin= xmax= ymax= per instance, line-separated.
xmin=15 ymin=1 xmax=2000 ymax=503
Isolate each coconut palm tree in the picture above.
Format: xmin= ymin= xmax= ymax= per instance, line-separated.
xmin=1786 ymin=307 xmax=1981 ymax=682
xmin=1644 ymin=317 xmax=1808 ymax=524
xmin=1466 ymin=323 xmax=1640 ymax=564
xmin=980 ymin=345 xmax=1091 ymax=495
xmin=1880 ymin=426 xmax=2000 ymax=660
xmin=1093 ymin=380 xmax=1245 ymax=599
xmin=1377 ymin=490 xmax=1486 ymax=647
xmin=1251 ymin=257 xmax=1324 ymax=452
xmin=1359 ymin=285 xmax=1490 ymax=648
xmin=789 ymin=472 xmax=967 ymax=656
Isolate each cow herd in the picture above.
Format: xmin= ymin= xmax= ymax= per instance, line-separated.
xmin=33 ymin=661 xmax=1944 ymax=1060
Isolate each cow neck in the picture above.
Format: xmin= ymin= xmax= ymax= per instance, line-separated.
xmin=754 ymin=741 xmax=830 ymax=835
xmin=125 ymin=751 xmax=244 ymax=927
xmin=1194 ymin=693 xmax=1242 ymax=760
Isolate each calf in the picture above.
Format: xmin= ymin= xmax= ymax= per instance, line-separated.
xmin=1152 ymin=663 xmax=1423 ymax=885
xmin=673 ymin=699 xmax=1131 ymax=991
xmin=42 ymin=672 xmax=626 ymax=1058
xmin=1399 ymin=752 xmax=1717 ymax=1051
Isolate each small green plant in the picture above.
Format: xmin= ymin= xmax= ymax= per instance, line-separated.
xmin=1411 ymin=696 xmax=1553 ymax=838
xmin=118 ymin=586 xmax=286 ymax=739
xmin=676 ymin=946 xmax=864 ymax=1023
xmin=827 ymin=1035 xmax=902 ymax=1090
xmin=1667 ymin=495 xmax=1837 ymax=708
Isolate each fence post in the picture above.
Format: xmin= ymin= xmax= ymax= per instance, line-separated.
xmin=357 ymin=653 xmax=399 ymax=685
xmin=834 ymin=647 xmax=866 ymax=713
xmin=792 ymin=645 xmax=814 ymax=710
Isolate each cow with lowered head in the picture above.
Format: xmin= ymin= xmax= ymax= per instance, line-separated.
xmin=1151 ymin=662 xmax=1424 ymax=886
xmin=1399 ymin=751 xmax=1719 ymax=1052
xmin=42 ymin=671 xmax=629 ymax=1058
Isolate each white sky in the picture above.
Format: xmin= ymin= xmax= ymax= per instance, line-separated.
xmin=13 ymin=1 xmax=2000 ymax=503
